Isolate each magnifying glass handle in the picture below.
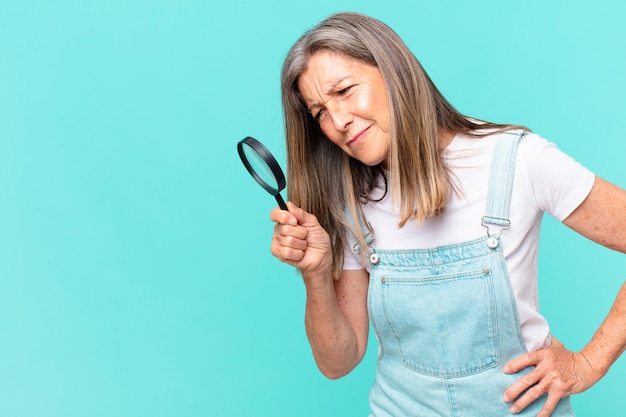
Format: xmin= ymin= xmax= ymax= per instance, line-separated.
xmin=275 ymin=194 xmax=288 ymax=211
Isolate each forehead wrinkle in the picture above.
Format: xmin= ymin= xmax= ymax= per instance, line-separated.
xmin=297 ymin=54 xmax=349 ymax=100
xmin=301 ymin=76 xmax=349 ymax=111
xmin=324 ymin=76 xmax=348 ymax=95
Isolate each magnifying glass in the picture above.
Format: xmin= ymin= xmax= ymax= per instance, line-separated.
xmin=237 ymin=136 xmax=288 ymax=210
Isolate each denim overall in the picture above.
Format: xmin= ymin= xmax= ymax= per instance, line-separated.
xmin=358 ymin=132 xmax=575 ymax=416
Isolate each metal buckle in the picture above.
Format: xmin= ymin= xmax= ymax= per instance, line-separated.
xmin=481 ymin=217 xmax=510 ymax=249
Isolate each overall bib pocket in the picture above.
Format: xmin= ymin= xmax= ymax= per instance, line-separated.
xmin=380 ymin=268 xmax=499 ymax=378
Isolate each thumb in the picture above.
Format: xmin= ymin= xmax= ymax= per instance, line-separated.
xmin=549 ymin=336 xmax=564 ymax=349
xmin=286 ymin=201 xmax=319 ymax=227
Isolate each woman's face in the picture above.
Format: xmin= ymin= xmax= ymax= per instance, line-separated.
xmin=297 ymin=50 xmax=391 ymax=166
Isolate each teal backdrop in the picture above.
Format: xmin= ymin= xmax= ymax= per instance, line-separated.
xmin=1 ymin=1 xmax=624 ymax=416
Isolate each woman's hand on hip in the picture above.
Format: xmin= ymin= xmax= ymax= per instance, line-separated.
xmin=502 ymin=338 xmax=601 ymax=416
xmin=270 ymin=202 xmax=332 ymax=276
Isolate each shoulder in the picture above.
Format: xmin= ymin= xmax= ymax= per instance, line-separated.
xmin=515 ymin=132 xmax=595 ymax=220
xmin=518 ymin=131 xmax=557 ymax=154
xmin=516 ymin=131 xmax=587 ymax=174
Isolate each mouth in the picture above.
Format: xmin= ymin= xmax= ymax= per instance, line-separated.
xmin=347 ymin=126 xmax=371 ymax=147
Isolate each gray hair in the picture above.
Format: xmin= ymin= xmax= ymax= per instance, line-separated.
xmin=281 ymin=12 xmax=524 ymax=278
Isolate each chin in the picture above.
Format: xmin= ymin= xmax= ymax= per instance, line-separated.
xmin=360 ymin=153 xmax=387 ymax=167
xmin=349 ymin=148 xmax=387 ymax=167
xmin=359 ymin=159 xmax=385 ymax=167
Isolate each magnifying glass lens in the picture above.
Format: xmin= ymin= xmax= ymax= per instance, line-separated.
xmin=240 ymin=143 xmax=281 ymax=192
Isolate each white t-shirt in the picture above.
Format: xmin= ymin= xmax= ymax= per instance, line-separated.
xmin=343 ymin=132 xmax=595 ymax=352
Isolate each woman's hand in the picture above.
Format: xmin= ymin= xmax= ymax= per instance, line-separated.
xmin=502 ymin=338 xmax=602 ymax=416
xmin=270 ymin=201 xmax=332 ymax=277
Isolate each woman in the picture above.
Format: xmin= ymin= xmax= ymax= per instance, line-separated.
xmin=270 ymin=12 xmax=626 ymax=416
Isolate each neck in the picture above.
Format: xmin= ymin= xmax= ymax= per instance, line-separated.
xmin=438 ymin=129 xmax=456 ymax=150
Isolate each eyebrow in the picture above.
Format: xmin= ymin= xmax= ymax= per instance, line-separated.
xmin=325 ymin=77 xmax=349 ymax=95
xmin=305 ymin=76 xmax=350 ymax=111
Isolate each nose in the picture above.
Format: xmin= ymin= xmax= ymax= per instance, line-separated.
xmin=326 ymin=100 xmax=352 ymax=132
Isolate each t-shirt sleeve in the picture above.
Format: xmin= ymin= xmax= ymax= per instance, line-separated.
xmin=518 ymin=133 xmax=595 ymax=221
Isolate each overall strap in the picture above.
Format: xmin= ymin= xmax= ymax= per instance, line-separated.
xmin=482 ymin=130 xmax=527 ymax=248
xmin=347 ymin=207 xmax=375 ymax=255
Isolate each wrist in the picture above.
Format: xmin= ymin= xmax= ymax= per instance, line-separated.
xmin=301 ymin=267 xmax=334 ymax=291
xmin=580 ymin=344 xmax=612 ymax=380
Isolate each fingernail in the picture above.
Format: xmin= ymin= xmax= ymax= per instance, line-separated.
xmin=288 ymin=217 xmax=297 ymax=226
xmin=510 ymin=405 xmax=519 ymax=414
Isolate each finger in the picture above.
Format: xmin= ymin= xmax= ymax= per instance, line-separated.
xmin=273 ymin=232 xmax=308 ymax=251
xmin=286 ymin=201 xmax=320 ymax=226
xmin=503 ymin=350 xmax=539 ymax=374
xmin=509 ymin=380 xmax=549 ymax=414
xmin=272 ymin=247 xmax=305 ymax=264
xmin=503 ymin=369 xmax=542 ymax=403
xmin=274 ymin=223 xmax=308 ymax=240
xmin=271 ymin=235 xmax=305 ymax=263
xmin=270 ymin=205 xmax=297 ymax=225
xmin=536 ymin=394 xmax=560 ymax=417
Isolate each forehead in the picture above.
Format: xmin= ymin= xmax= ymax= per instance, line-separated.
xmin=303 ymin=50 xmax=370 ymax=77
xmin=297 ymin=50 xmax=379 ymax=104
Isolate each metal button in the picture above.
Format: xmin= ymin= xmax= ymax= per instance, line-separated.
xmin=369 ymin=253 xmax=380 ymax=265
xmin=487 ymin=237 xmax=499 ymax=249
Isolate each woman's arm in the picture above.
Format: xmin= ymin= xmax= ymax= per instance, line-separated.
xmin=562 ymin=177 xmax=626 ymax=252
xmin=304 ymin=268 xmax=370 ymax=379
xmin=270 ymin=202 xmax=370 ymax=379
xmin=504 ymin=176 xmax=626 ymax=416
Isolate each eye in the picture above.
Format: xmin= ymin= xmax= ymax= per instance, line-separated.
xmin=313 ymin=108 xmax=326 ymax=121
xmin=337 ymin=85 xmax=353 ymax=96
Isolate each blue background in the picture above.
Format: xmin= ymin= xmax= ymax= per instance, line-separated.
xmin=1 ymin=1 xmax=624 ymax=415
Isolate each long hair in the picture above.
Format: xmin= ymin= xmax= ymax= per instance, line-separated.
xmin=281 ymin=12 xmax=525 ymax=279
